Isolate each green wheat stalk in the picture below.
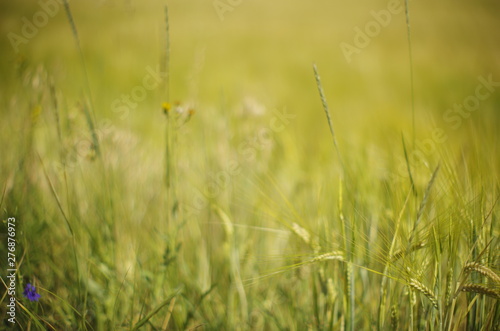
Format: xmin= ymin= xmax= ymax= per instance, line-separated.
xmin=404 ymin=0 xmax=415 ymax=148
xmin=62 ymin=0 xmax=100 ymax=157
xmin=313 ymin=64 xmax=344 ymax=172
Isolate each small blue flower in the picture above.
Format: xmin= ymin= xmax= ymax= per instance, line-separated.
xmin=23 ymin=283 xmax=41 ymax=302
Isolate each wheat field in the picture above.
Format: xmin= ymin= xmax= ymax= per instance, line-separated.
xmin=0 ymin=0 xmax=499 ymax=330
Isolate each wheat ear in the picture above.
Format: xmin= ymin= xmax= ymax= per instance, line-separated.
xmin=408 ymin=278 xmax=439 ymax=309
xmin=461 ymin=284 xmax=500 ymax=300
xmin=463 ymin=262 xmax=500 ymax=284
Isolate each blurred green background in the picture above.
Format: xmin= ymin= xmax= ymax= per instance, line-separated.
xmin=2 ymin=0 xmax=499 ymax=148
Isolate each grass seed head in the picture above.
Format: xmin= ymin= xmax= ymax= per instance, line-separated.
xmin=461 ymin=284 xmax=500 ymax=300
xmin=408 ymin=278 xmax=439 ymax=309
xmin=464 ymin=262 xmax=500 ymax=284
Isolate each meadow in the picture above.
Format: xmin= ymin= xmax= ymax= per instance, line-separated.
xmin=0 ymin=0 xmax=499 ymax=329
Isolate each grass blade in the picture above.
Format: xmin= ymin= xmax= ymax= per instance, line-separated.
xmin=131 ymin=288 xmax=181 ymax=331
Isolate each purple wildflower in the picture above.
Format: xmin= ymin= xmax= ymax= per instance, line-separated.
xmin=23 ymin=283 xmax=41 ymax=302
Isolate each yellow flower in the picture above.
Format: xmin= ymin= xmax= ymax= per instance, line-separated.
xmin=162 ymin=102 xmax=171 ymax=114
